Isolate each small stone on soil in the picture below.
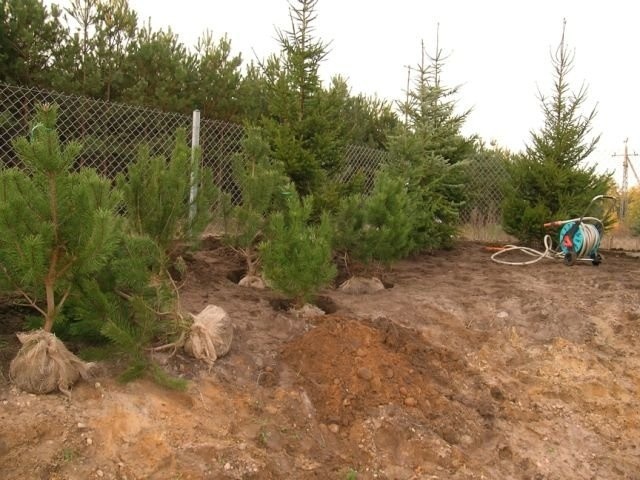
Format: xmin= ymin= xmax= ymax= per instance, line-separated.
xmin=328 ymin=423 xmax=340 ymax=433
xmin=357 ymin=367 xmax=373 ymax=381
xmin=498 ymin=445 xmax=513 ymax=460
xmin=490 ymin=386 xmax=506 ymax=401
xmin=371 ymin=376 xmax=382 ymax=391
xmin=404 ymin=397 xmax=417 ymax=407
xmin=461 ymin=434 xmax=473 ymax=446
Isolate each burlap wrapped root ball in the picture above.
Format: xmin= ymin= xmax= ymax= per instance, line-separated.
xmin=238 ymin=275 xmax=265 ymax=289
xmin=339 ymin=276 xmax=385 ymax=294
xmin=184 ymin=305 xmax=233 ymax=364
xmin=9 ymin=330 xmax=94 ymax=396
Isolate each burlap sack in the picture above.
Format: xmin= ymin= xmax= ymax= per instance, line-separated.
xmin=9 ymin=330 xmax=93 ymax=395
xmin=184 ymin=305 xmax=233 ymax=364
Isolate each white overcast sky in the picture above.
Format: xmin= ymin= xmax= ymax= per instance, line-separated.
xmin=56 ymin=0 xmax=640 ymax=187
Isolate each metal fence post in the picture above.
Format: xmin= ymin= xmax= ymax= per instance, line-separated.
xmin=189 ymin=109 xmax=201 ymax=228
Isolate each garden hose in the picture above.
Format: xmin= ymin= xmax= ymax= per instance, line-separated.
xmin=490 ymin=217 xmax=603 ymax=266
xmin=490 ymin=234 xmax=560 ymax=265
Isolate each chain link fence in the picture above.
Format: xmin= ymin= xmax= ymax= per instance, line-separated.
xmin=0 ymin=82 xmax=508 ymax=239
xmin=0 ymin=82 xmax=385 ymax=195
xmin=0 ymin=82 xmax=245 ymax=189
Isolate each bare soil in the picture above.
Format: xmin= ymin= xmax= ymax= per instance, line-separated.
xmin=1 ymin=240 xmax=640 ymax=480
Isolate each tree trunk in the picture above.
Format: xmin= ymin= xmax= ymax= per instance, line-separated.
xmin=44 ymin=280 xmax=55 ymax=332
xmin=246 ymin=248 xmax=256 ymax=276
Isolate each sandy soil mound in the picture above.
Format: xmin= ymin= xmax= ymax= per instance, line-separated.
xmin=1 ymin=241 xmax=639 ymax=479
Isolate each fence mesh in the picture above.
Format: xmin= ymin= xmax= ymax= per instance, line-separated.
xmin=0 ymin=82 xmax=508 ymax=238
xmin=0 ymin=83 xmax=247 ymax=188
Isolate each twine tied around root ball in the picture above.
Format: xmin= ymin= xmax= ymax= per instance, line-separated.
xmin=9 ymin=330 xmax=94 ymax=396
xmin=184 ymin=305 xmax=233 ymax=365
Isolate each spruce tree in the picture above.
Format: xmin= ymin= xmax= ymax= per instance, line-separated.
xmin=257 ymin=0 xmax=348 ymax=206
xmin=502 ymin=21 xmax=612 ymax=244
xmin=388 ymin=32 xmax=471 ymax=251
xmin=0 ymin=104 xmax=121 ymax=332
xmin=388 ymin=134 xmax=463 ymax=250
xmin=398 ymin=36 xmax=475 ymax=166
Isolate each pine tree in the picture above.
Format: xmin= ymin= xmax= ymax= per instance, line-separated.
xmin=260 ymin=187 xmax=335 ymax=306
xmin=223 ymin=128 xmax=286 ymax=277
xmin=502 ymin=20 xmax=613 ymax=244
xmin=0 ymin=104 xmax=121 ymax=332
xmin=334 ymin=169 xmax=414 ymax=271
xmin=194 ymin=31 xmax=243 ymax=122
xmin=122 ymin=24 xmax=197 ymax=113
xmin=0 ymin=106 xmax=188 ymax=390
xmin=117 ymin=128 xmax=218 ymax=257
xmin=0 ymin=0 xmax=68 ymax=88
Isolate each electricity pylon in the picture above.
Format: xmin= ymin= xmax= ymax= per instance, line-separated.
xmin=612 ymin=139 xmax=640 ymax=219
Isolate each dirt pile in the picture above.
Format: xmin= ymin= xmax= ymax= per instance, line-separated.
xmin=280 ymin=314 xmax=503 ymax=475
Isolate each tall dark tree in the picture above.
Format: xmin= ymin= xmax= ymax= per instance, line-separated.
xmin=342 ymin=91 xmax=399 ymax=149
xmin=122 ymin=22 xmax=197 ymax=113
xmin=502 ymin=20 xmax=612 ymax=244
xmin=59 ymin=0 xmax=100 ymax=95
xmin=193 ymin=31 xmax=243 ymax=122
xmin=387 ymin=32 xmax=471 ymax=250
xmin=237 ymin=61 xmax=270 ymax=123
xmin=258 ymin=0 xmax=347 ymax=201
xmin=0 ymin=0 xmax=67 ymax=88
xmin=398 ymin=34 xmax=475 ymax=164
xmin=55 ymin=0 xmax=137 ymax=100
xmin=463 ymin=140 xmax=512 ymax=224
xmin=93 ymin=0 xmax=138 ymax=101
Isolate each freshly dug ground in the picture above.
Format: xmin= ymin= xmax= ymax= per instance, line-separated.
xmin=1 ymin=240 xmax=639 ymax=479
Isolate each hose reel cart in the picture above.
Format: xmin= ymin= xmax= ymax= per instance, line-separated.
xmin=491 ymin=195 xmax=617 ymax=266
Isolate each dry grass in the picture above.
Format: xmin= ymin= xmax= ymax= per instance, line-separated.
xmin=602 ymin=224 xmax=640 ymax=251
xmin=459 ymin=223 xmax=514 ymax=244
xmin=460 ymin=220 xmax=640 ymax=251
xmin=459 ymin=209 xmax=515 ymax=244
